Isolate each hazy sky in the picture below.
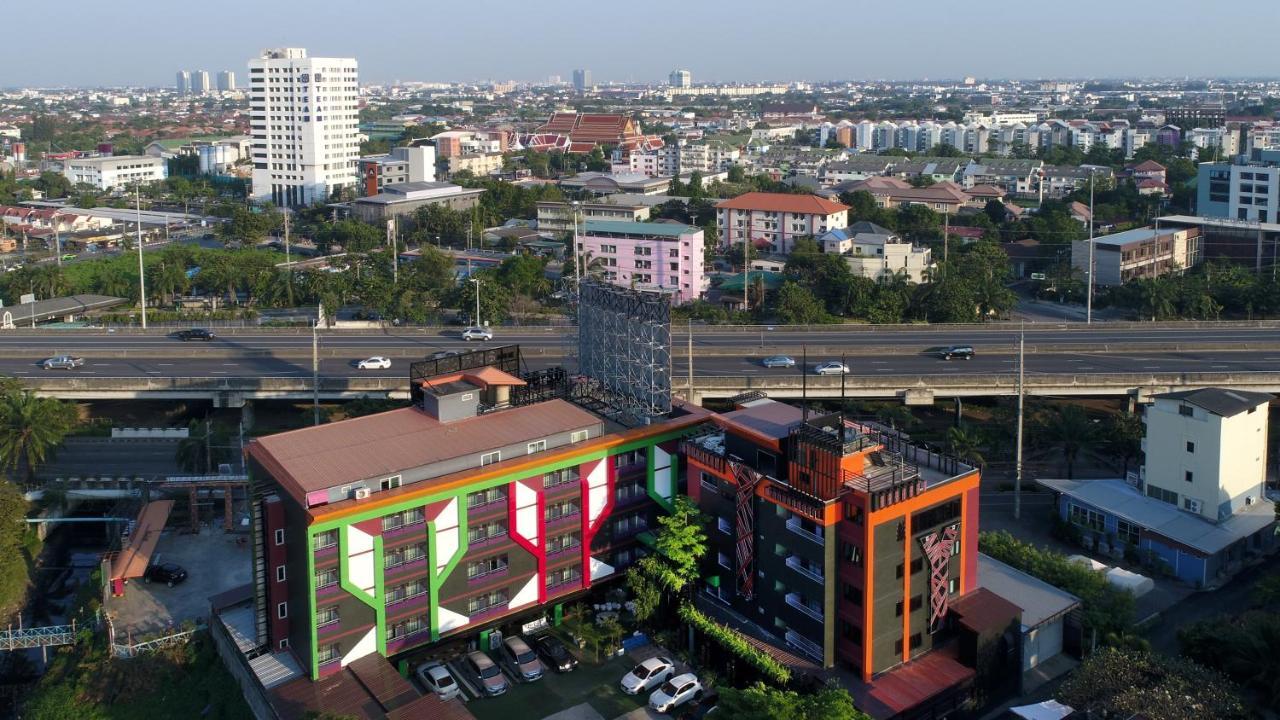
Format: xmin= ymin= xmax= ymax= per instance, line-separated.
xmin=4 ymin=0 xmax=1279 ymax=87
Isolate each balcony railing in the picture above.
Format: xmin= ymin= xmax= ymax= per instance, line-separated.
xmin=785 ymin=555 xmax=825 ymax=584
xmin=785 ymin=629 xmax=824 ymax=662
xmin=785 ymin=518 xmax=824 ymax=546
xmin=785 ymin=592 xmax=824 ymax=622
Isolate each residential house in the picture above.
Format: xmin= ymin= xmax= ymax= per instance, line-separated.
xmin=575 ymin=220 xmax=706 ymax=303
xmin=821 ymin=222 xmax=934 ymax=284
xmin=715 ymin=192 xmax=849 ymax=255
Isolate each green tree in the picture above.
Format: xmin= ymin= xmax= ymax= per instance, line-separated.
xmin=774 ymin=282 xmax=829 ymax=324
xmin=0 ymin=386 xmax=78 ymax=486
xmin=1179 ymin=610 xmax=1280 ymax=711
xmin=718 ymin=682 xmax=870 ymax=720
xmin=1057 ymin=647 xmax=1247 ymax=720
xmin=945 ymin=426 xmax=986 ymax=467
xmin=175 ymin=420 xmax=233 ymax=474
xmin=1103 ymin=412 xmax=1143 ymax=476
xmin=1035 ymin=405 xmax=1096 ymax=479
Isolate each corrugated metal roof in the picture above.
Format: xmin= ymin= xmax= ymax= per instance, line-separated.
xmin=249 ymin=401 xmax=601 ymax=497
xmin=584 ymin=220 xmax=695 ymax=237
xmin=978 ymin=554 xmax=1080 ymax=629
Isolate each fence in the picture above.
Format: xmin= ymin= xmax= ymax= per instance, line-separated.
xmin=112 ymin=626 xmax=204 ymax=658
xmin=0 ymin=623 xmax=77 ymax=651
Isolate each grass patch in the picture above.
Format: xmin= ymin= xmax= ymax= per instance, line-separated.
xmin=466 ymin=654 xmax=643 ymax=720
xmin=20 ymin=630 xmax=250 ymax=720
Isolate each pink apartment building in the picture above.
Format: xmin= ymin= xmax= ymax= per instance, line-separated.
xmin=576 ymin=221 xmax=707 ymax=303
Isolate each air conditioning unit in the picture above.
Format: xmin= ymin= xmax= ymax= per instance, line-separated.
xmin=1185 ymin=498 xmax=1202 ymax=514
xmin=1246 ymin=496 xmax=1255 ymax=506
xmin=352 ymin=486 xmax=371 ymax=500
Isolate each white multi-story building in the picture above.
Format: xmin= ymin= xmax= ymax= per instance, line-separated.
xmin=217 ymin=71 xmax=236 ymax=92
xmin=63 ymin=155 xmax=168 ymax=190
xmin=715 ymin=191 xmax=849 ymax=255
xmin=1141 ymin=388 xmax=1271 ymax=522
xmin=820 ymin=222 xmax=933 ymax=283
xmin=668 ymin=69 xmax=691 ymax=89
xmin=193 ymin=70 xmax=211 ymax=94
xmin=176 ymin=70 xmax=190 ymax=95
xmin=248 ymin=48 xmax=360 ymax=208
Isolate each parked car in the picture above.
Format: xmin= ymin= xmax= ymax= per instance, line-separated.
xmin=678 ymin=689 xmax=720 ymax=720
xmin=649 ymin=673 xmax=703 ymax=713
xmin=500 ymin=636 xmax=544 ymax=681
xmin=357 ymin=356 xmax=392 ymax=370
xmin=415 ymin=661 xmax=461 ymax=701
xmin=532 ymin=634 xmax=578 ymax=673
xmin=940 ymin=345 xmax=975 ymax=360
xmin=813 ymin=361 xmax=849 ymax=375
xmin=143 ymin=562 xmax=187 ymax=587
xmin=461 ymin=326 xmax=493 ymax=341
xmin=175 ymin=328 xmax=216 ymax=341
xmin=761 ymin=355 xmax=796 ymax=368
xmin=42 ymin=355 xmax=84 ymax=370
xmin=621 ymin=656 xmax=675 ymax=695
xmin=465 ymin=650 xmax=508 ymax=696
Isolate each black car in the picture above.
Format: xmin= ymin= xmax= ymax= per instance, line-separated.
xmin=532 ymin=633 xmax=578 ymax=673
xmin=939 ymin=345 xmax=975 ymax=360
xmin=143 ymin=562 xmax=188 ymax=587
xmin=176 ymin=328 xmax=216 ymax=342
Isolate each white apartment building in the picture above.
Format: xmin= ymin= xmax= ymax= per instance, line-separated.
xmin=63 ymin=155 xmax=167 ymax=191
xmin=715 ymin=191 xmax=849 ymax=255
xmin=821 ymin=222 xmax=933 ymax=283
xmin=358 ymin=145 xmax=436 ymax=195
xmin=193 ymin=70 xmax=211 ymax=94
xmin=1142 ymin=388 xmax=1271 ymax=522
xmin=248 ymin=48 xmax=360 ymax=208
xmin=1070 ymin=226 xmax=1201 ymax=287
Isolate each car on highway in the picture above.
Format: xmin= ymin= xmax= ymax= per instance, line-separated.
xmin=461 ymin=326 xmax=493 ymax=341
xmin=813 ymin=361 xmax=849 ymax=375
xmin=415 ymin=661 xmax=461 ymax=701
xmin=649 ymin=673 xmax=703 ymax=713
xmin=175 ymin=328 xmax=216 ymax=341
xmin=761 ymin=355 xmax=796 ymax=368
xmin=143 ymin=562 xmax=187 ymax=587
xmin=532 ymin=633 xmax=578 ymax=673
xmin=500 ymin=635 xmax=544 ymax=681
xmin=621 ymin=656 xmax=675 ymax=695
xmin=464 ymin=650 xmax=508 ymax=696
xmin=939 ymin=345 xmax=975 ymax=360
xmin=42 ymin=355 xmax=85 ymax=370
xmin=428 ymin=350 xmax=462 ymax=361
xmin=357 ymin=356 xmax=392 ymax=370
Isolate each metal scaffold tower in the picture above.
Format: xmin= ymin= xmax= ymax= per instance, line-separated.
xmin=576 ymin=281 xmax=673 ymax=426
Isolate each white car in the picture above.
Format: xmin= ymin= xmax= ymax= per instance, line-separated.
xmin=43 ymin=355 xmax=85 ymax=370
xmin=461 ymin=327 xmax=493 ymax=341
xmin=415 ymin=661 xmax=461 ymax=701
xmin=357 ymin=356 xmax=392 ymax=370
xmin=649 ymin=673 xmax=703 ymax=713
xmin=621 ymin=656 xmax=675 ymax=695
xmin=814 ymin=361 xmax=849 ymax=376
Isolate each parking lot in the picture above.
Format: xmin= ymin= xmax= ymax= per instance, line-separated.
xmin=106 ymin=526 xmax=253 ymax=636
xmin=413 ymin=633 xmax=695 ymax=720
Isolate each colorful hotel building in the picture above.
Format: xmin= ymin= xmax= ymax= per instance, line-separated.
xmin=245 ymin=351 xmax=708 ymax=679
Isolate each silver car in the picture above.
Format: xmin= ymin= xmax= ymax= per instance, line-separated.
xmin=761 ymin=355 xmax=796 ymax=368
xmin=500 ymin=636 xmax=544 ymax=681
xmin=813 ymin=361 xmax=849 ymax=375
xmin=43 ymin=355 xmax=85 ymax=370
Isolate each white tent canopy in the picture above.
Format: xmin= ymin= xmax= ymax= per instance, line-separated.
xmin=1011 ymin=700 xmax=1074 ymax=720
xmin=1105 ymin=567 xmax=1155 ymax=598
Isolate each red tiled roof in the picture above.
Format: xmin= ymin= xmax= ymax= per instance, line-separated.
xmin=1137 ymin=179 xmax=1168 ymax=189
xmin=1129 ymin=160 xmax=1166 ymax=172
xmin=847 ymin=646 xmax=975 ymax=720
xmin=967 ymin=184 xmax=1005 ymax=197
xmin=715 ymin=191 xmax=849 ymax=215
xmin=950 ymin=587 xmax=1022 ymax=633
xmin=248 ymin=400 xmax=601 ymax=501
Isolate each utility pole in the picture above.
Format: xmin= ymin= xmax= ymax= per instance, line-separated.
xmin=283 ymin=210 xmax=293 ymax=306
xmin=311 ymin=320 xmax=320 ymax=426
xmin=1085 ymin=170 xmax=1095 ymax=325
xmin=1257 ymin=223 xmax=1264 ymax=275
xmin=1014 ymin=322 xmax=1025 ymax=520
xmin=687 ymin=320 xmax=694 ymax=401
xmin=743 ymin=230 xmax=750 ymax=310
xmin=135 ymin=186 xmax=148 ymax=329
xmin=943 ymin=211 xmax=949 ymax=271
xmin=204 ymin=418 xmax=212 ymax=474
xmin=471 ymin=278 xmax=482 ymax=328
xmin=54 ymin=226 xmax=61 ymax=268
xmin=389 ymin=217 xmax=398 ymax=286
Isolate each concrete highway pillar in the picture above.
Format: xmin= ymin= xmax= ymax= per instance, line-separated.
xmin=954 ymin=397 xmax=964 ymax=426
xmin=241 ymin=400 xmax=255 ymax=432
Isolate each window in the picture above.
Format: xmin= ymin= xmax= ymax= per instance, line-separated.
xmin=467 ymin=487 xmax=506 ymax=508
xmin=1069 ymin=503 xmax=1105 ymax=532
xmin=386 ymin=579 xmax=428 ymax=603
xmin=467 ymin=590 xmax=509 ymax=615
xmin=718 ymin=516 xmax=732 ymax=535
xmin=317 ymin=605 xmax=339 ymax=626
xmin=843 ymin=583 xmax=863 ymax=605
xmin=317 ymin=643 xmax=339 ymax=664
xmin=1146 ymin=484 xmax=1178 ymax=505
xmin=480 ymin=451 xmax=501 ymax=466
xmin=909 ymin=595 xmax=922 ymax=612
xmin=1117 ymin=519 xmax=1139 ymax=545
xmin=381 ymin=507 xmax=425 ymax=531
xmin=384 ymin=543 xmax=427 ymax=567
xmin=1185 ymin=471 xmax=1194 ymax=483
xmin=614 ymin=450 xmax=644 ymax=469
xmin=949 ymin=577 xmax=959 ymax=594
xmin=379 ymin=475 xmax=402 ymax=491
xmin=571 ymin=430 xmax=590 ymax=443
xmin=469 ymin=521 xmax=507 ymax=544
xmin=277 ymin=602 xmax=288 ymax=619
xmin=527 ymin=440 xmax=547 ymax=454
xmin=895 ymin=600 xmax=904 ymax=617
xmin=313 ymin=530 xmax=338 ymax=550
xmin=274 ymin=529 xmax=285 ymax=546
xmin=840 ymin=542 xmax=863 ymax=567
xmin=545 ymin=500 xmax=580 ymax=521
xmin=543 ymin=467 xmax=580 ymax=488
xmin=909 ymin=633 xmax=922 ymax=650
xmin=276 ymin=566 xmax=287 ymax=582
xmin=894 ymin=638 xmax=903 ymax=655
xmin=1179 ymin=404 xmax=1194 ymax=417
xmin=700 ymin=472 xmax=717 ymax=492
xmin=1186 ymin=441 xmax=1195 ymax=453
xmin=467 ymin=555 xmax=509 ymax=579
xmin=316 ymin=567 xmax=338 ymax=588
xmin=546 ymin=532 xmax=581 ymax=554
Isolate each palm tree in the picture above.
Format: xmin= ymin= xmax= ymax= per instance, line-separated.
xmin=1039 ymin=405 xmax=1097 ymax=479
xmin=945 ymin=426 xmax=986 ymax=467
xmin=0 ymin=387 xmax=78 ymax=486
xmin=1136 ymin=278 xmax=1176 ymax=321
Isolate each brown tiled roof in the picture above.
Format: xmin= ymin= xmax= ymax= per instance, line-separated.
xmin=248 ymin=400 xmax=601 ymax=500
xmin=847 ymin=645 xmax=975 ymax=720
xmin=950 ymin=587 xmax=1022 ymax=633
xmin=966 ymin=184 xmax=1005 ymax=197
xmin=1129 ymin=160 xmax=1166 ymax=172
xmin=269 ymin=655 xmax=475 ymax=720
xmin=715 ymin=191 xmax=849 ymax=215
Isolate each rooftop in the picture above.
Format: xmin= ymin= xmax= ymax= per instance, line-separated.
xmin=978 ymin=554 xmax=1081 ymax=629
xmin=846 ymin=645 xmax=975 ymax=720
xmin=715 ymin=191 xmax=849 ymax=215
xmin=1154 ymin=387 xmax=1272 ymax=417
xmin=1084 ymin=225 xmax=1183 ymax=248
xmin=1036 ymin=478 xmax=1275 ymax=555
xmin=582 ymin=220 xmax=697 ymax=238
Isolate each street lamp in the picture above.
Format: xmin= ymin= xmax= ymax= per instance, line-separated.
xmin=135 ymin=185 xmax=148 ymax=329
xmin=470 ymin=277 xmax=482 ymax=328
xmin=571 ymin=200 xmax=582 ymax=294
xmin=1085 ymin=168 xmax=1095 ymax=324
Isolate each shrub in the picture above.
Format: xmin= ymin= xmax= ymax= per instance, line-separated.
xmin=678 ymin=604 xmax=790 ymax=685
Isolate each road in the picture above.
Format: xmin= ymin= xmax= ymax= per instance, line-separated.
xmin=4 ymin=348 xmax=1279 ymax=382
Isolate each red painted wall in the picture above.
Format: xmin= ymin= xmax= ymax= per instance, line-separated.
xmin=263 ymin=497 xmax=290 ymax=648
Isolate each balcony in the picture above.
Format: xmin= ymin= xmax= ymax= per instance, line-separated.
xmin=785 ymin=517 xmax=824 ymax=546
xmin=785 ymin=629 xmax=824 ymax=662
xmin=785 ymin=555 xmax=825 ymax=584
xmin=785 ymin=592 xmax=824 ymax=622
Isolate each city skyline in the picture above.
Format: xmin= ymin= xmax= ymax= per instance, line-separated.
xmin=2 ymin=0 xmax=1279 ymax=87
